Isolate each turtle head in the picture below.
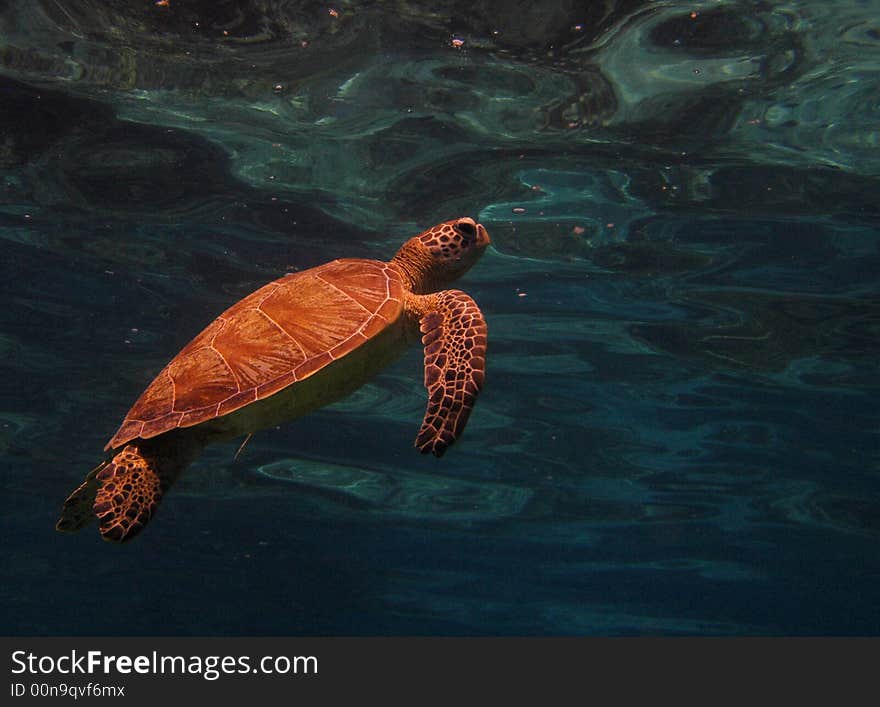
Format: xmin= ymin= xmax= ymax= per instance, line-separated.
xmin=393 ymin=217 xmax=490 ymax=293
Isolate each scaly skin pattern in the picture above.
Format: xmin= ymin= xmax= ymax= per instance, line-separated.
xmin=411 ymin=290 xmax=487 ymax=457
xmin=93 ymin=445 xmax=163 ymax=542
xmin=390 ymin=219 xmax=487 ymax=294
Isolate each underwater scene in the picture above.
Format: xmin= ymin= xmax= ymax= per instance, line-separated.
xmin=1 ymin=0 xmax=879 ymax=636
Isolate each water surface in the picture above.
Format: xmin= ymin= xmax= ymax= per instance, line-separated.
xmin=1 ymin=0 xmax=879 ymax=636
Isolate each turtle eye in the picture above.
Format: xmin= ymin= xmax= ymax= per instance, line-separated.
xmin=454 ymin=220 xmax=476 ymax=242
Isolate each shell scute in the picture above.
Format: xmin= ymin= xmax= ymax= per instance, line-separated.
xmin=170 ymin=348 xmax=238 ymax=411
xmin=218 ymin=389 xmax=257 ymax=416
xmin=140 ymin=413 xmax=182 ymax=439
xmin=212 ymin=307 xmax=306 ymax=389
xmin=178 ymin=407 xmax=216 ymax=428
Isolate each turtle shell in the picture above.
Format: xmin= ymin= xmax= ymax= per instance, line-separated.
xmin=106 ymin=259 xmax=406 ymax=451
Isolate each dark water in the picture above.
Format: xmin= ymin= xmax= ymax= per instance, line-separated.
xmin=2 ymin=1 xmax=879 ymax=636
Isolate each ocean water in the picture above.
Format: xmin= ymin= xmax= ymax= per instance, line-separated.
xmin=1 ymin=0 xmax=879 ymax=636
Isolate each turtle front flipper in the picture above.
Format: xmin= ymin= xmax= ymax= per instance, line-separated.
xmin=415 ymin=289 xmax=487 ymax=457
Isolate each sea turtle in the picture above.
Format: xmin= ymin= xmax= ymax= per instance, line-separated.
xmin=57 ymin=217 xmax=490 ymax=543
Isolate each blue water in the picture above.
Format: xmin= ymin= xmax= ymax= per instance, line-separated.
xmin=1 ymin=1 xmax=879 ymax=635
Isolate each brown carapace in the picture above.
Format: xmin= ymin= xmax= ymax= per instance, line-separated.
xmin=57 ymin=217 xmax=490 ymax=543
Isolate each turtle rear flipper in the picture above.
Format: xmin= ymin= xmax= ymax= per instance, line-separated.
xmin=57 ymin=438 xmax=197 ymax=543
xmin=92 ymin=444 xmax=185 ymax=543
xmin=56 ymin=462 xmax=106 ymax=534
